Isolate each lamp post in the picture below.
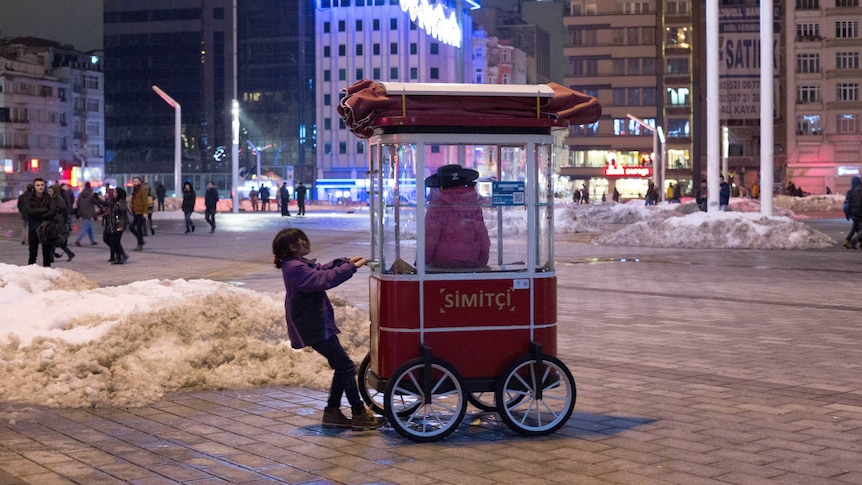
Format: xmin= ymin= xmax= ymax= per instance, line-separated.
xmin=247 ymin=140 xmax=272 ymax=184
xmin=152 ymin=85 xmax=181 ymax=197
xmin=626 ymin=114 xmax=665 ymax=200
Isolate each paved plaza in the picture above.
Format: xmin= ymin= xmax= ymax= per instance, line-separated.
xmin=0 ymin=208 xmax=861 ymax=484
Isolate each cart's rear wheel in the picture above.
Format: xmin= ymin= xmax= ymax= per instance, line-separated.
xmin=358 ymin=353 xmax=384 ymax=414
xmin=384 ymin=357 xmax=466 ymax=442
xmin=467 ymin=392 xmax=497 ymax=412
xmin=495 ymin=354 xmax=575 ymax=436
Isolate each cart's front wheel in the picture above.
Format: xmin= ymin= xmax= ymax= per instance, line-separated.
xmin=384 ymin=357 xmax=466 ymax=442
xmin=358 ymin=353 xmax=384 ymax=414
xmin=495 ymin=355 xmax=575 ymax=436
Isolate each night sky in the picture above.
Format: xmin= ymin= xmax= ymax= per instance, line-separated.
xmin=0 ymin=0 xmax=103 ymax=52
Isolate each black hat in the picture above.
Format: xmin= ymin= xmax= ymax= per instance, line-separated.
xmin=424 ymin=164 xmax=480 ymax=188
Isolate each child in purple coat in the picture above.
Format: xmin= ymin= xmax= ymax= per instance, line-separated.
xmin=272 ymin=228 xmax=385 ymax=430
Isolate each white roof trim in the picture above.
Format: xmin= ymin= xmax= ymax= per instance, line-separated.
xmin=378 ymin=82 xmax=555 ymax=98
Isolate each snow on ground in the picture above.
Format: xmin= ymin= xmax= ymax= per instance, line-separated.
xmin=0 ymin=264 xmax=370 ymax=409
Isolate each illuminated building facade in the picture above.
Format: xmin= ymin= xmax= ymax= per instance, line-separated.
xmin=314 ymin=0 xmax=474 ymax=202
xmin=0 ymin=38 xmax=104 ymax=198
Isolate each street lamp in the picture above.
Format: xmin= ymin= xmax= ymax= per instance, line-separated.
xmin=246 ymin=140 xmax=271 ymax=183
xmin=152 ymin=85 xmax=182 ymax=197
xmin=626 ymin=114 xmax=665 ymax=200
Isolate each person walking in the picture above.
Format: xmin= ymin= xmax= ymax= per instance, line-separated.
xmin=271 ymin=228 xmax=385 ymax=430
xmin=24 ymin=178 xmax=58 ymax=267
xmin=146 ymin=181 xmax=156 ymax=235
xmin=106 ymin=187 xmax=130 ymax=264
xmin=843 ymin=176 xmax=862 ymax=249
xmin=17 ymin=183 xmax=33 ymax=245
xmin=204 ymin=181 xmax=219 ymax=233
xmin=695 ymin=179 xmax=708 ymax=212
xmin=74 ymin=182 xmax=99 ymax=246
xmin=182 ymin=181 xmax=197 ymax=233
xmin=155 ymin=182 xmax=167 ymax=211
xmin=645 ymin=180 xmax=658 ymax=206
xmin=130 ymin=177 xmax=149 ymax=251
xmin=296 ymin=182 xmax=307 ymax=216
xmin=259 ymin=185 xmax=271 ymax=211
xmin=249 ymin=186 xmax=259 ymax=212
xmin=719 ymin=175 xmax=731 ymax=211
xmin=279 ymin=182 xmax=291 ymax=216
xmin=60 ymin=183 xmax=75 ymax=233
xmin=49 ymin=184 xmax=75 ymax=262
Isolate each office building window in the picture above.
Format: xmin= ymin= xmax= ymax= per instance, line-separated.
xmin=357 ymin=142 xmax=365 ymax=154
xmin=390 ymin=67 xmax=398 ymax=78
xmin=836 ymin=0 xmax=859 ymax=6
xmin=339 ymin=44 xmax=346 ymax=56
xmin=356 ymin=68 xmax=364 ymax=79
xmin=373 ymin=68 xmax=381 ymax=78
xmin=373 ymin=43 xmax=380 ymax=55
xmin=837 ymin=83 xmax=859 ymax=101
xmin=410 ymin=43 xmax=418 ymax=55
xmin=797 ymin=85 xmax=819 ymax=103
xmin=430 ymin=43 xmax=439 ymax=54
xmin=621 ymin=2 xmax=650 ymax=14
xmin=667 ymin=87 xmax=690 ymax=106
xmin=837 ymin=52 xmax=859 ymax=69
xmin=338 ymin=20 xmax=345 ymax=32
xmin=642 ymin=58 xmax=656 ymax=74
xmin=373 ymin=19 xmax=380 ymax=30
xmin=324 ymin=70 xmax=331 ymax=81
xmin=837 ymin=114 xmax=860 ymax=133
xmin=324 ymin=118 xmax=331 ymax=130
xmin=324 ymin=46 xmax=331 ymax=57
xmin=667 ymin=119 xmax=690 ymax=137
xmin=796 ymin=0 xmax=819 ymax=9
xmin=390 ymin=18 xmax=398 ymax=29
xmin=339 ymin=142 xmax=347 ymax=154
xmin=356 ymin=44 xmax=363 ymax=55
xmin=356 ymin=19 xmax=363 ymax=31
xmin=627 ymin=28 xmax=640 ymax=44
xmin=390 ymin=43 xmax=398 ymax=54
xmin=613 ymin=88 xmax=626 ymax=105
xmin=836 ymin=20 xmax=858 ymax=38
xmin=430 ymin=67 xmax=439 ymax=79
xmin=666 ymin=27 xmax=690 ymax=47
xmin=796 ymin=53 xmax=820 ymax=73
xmin=666 ymin=58 xmax=689 ymax=75
xmin=338 ymin=69 xmax=346 ymax=81
xmin=324 ymin=22 xmax=330 ymax=33
xmin=643 ymin=88 xmax=656 ymax=105
xmin=324 ymin=142 xmax=332 ymax=154
xmin=797 ymin=114 xmax=821 ymax=134
xmin=324 ymin=94 xmax=332 ymax=106
xmin=797 ymin=23 xmax=820 ymax=39
xmin=613 ymin=59 xmax=626 ymax=75
xmin=627 ymin=58 xmax=640 ymax=75
xmin=613 ymin=119 xmax=628 ymax=136
xmin=628 ymin=88 xmax=640 ymax=105
xmin=612 ymin=29 xmax=625 ymax=45
xmin=666 ymin=1 xmax=689 ymax=15
xmin=642 ymin=27 xmax=655 ymax=44
xmin=410 ymin=67 xmax=418 ymax=79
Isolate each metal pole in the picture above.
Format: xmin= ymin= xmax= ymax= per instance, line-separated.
xmin=231 ymin=0 xmax=240 ymax=213
xmin=706 ymin=0 xmax=720 ymax=213
xmin=152 ymin=85 xmax=182 ymax=197
xmin=760 ymin=0 xmax=774 ymax=216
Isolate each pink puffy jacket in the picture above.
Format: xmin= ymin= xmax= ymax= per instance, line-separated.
xmin=425 ymin=187 xmax=490 ymax=268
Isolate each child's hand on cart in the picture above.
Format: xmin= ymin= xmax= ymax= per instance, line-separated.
xmin=349 ymin=256 xmax=369 ymax=268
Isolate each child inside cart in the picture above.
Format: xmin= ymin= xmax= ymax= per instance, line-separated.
xmin=272 ymin=228 xmax=386 ymax=430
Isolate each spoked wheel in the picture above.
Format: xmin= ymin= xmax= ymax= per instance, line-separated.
xmin=467 ymin=391 xmax=497 ymax=412
xmin=384 ymin=357 xmax=467 ymax=442
xmin=495 ymin=354 xmax=576 ymax=436
xmin=358 ymin=354 xmax=384 ymax=414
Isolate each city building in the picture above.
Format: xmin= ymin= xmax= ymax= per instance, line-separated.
xmin=0 ymin=37 xmax=104 ymax=199
xmin=786 ymin=0 xmax=862 ymax=195
xmin=314 ymin=0 xmax=474 ymax=202
xmin=103 ymin=0 xmax=315 ymax=197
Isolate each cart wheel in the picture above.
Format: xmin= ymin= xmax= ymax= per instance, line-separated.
xmin=467 ymin=392 xmax=497 ymax=412
xmin=358 ymin=353 xmax=421 ymax=417
xmin=384 ymin=357 xmax=467 ymax=442
xmin=495 ymin=355 xmax=576 ymax=436
xmin=358 ymin=354 xmax=384 ymax=414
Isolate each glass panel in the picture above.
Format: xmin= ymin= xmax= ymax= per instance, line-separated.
xmin=536 ymin=144 xmax=553 ymax=271
xmin=380 ymin=143 xmax=418 ymax=274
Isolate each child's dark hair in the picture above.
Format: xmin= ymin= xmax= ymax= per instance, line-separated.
xmin=272 ymin=228 xmax=309 ymax=268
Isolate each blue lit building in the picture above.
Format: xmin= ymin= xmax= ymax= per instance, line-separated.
xmin=314 ymin=0 xmax=476 ymax=202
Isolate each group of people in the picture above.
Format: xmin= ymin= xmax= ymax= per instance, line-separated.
xmin=248 ymin=182 xmax=307 ymax=215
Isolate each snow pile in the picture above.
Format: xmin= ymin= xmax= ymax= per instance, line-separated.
xmin=595 ymin=211 xmax=835 ymax=249
xmin=0 ymin=264 xmax=370 ymax=408
xmin=773 ymin=194 xmax=846 ymax=213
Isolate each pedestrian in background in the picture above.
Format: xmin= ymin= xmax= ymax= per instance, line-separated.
xmin=259 ymin=185 xmax=271 ymax=211
xmin=60 ymin=183 xmax=75 ymax=233
xmin=719 ymin=175 xmax=730 ymax=211
xmin=204 ymin=181 xmax=218 ymax=233
xmin=249 ymin=186 xmax=259 ymax=212
xmin=25 ymin=178 xmax=57 ymax=267
xmin=74 ymin=182 xmax=98 ymax=246
xmin=843 ymin=176 xmax=861 ymax=249
xmin=296 ymin=181 xmax=307 ymax=216
xmin=280 ymin=182 xmax=291 ymax=217
xmin=106 ymin=187 xmax=130 ymax=264
xmin=17 ymin=183 xmax=33 ymax=245
xmin=130 ymin=177 xmax=150 ymax=251
xmin=49 ymin=184 xmax=75 ymax=262
xmin=155 ymin=182 xmax=167 ymax=211
xmin=182 ymin=181 xmax=197 ymax=233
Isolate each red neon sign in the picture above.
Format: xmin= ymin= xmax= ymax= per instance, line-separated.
xmin=603 ymin=166 xmax=652 ymax=177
